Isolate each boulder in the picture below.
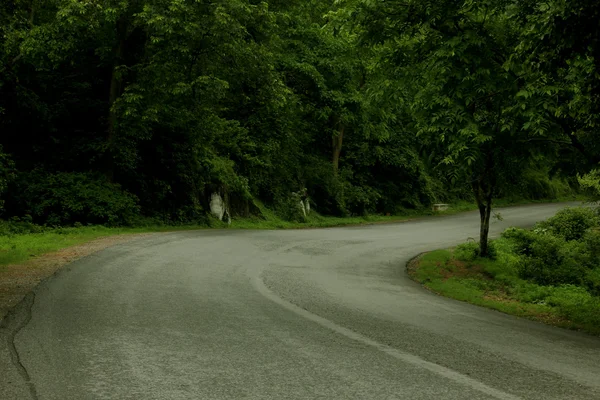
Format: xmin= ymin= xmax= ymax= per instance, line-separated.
xmin=210 ymin=193 xmax=226 ymax=221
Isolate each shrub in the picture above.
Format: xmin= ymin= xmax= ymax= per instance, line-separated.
xmin=0 ymin=216 xmax=46 ymax=236
xmin=511 ymin=282 xmax=555 ymax=304
xmin=578 ymin=169 xmax=600 ymax=202
xmin=276 ymin=193 xmax=308 ymax=223
xmin=547 ymin=285 xmax=600 ymax=328
xmin=585 ymin=268 xmax=600 ymax=296
xmin=583 ymin=230 xmax=600 ymax=267
xmin=501 ymin=227 xmax=539 ymax=256
xmin=515 ymin=169 xmax=573 ymax=200
xmin=547 ymin=285 xmax=591 ymax=310
xmin=502 ymin=219 xmax=600 ymax=287
xmin=481 ymin=239 xmax=520 ymax=283
xmin=455 ymin=240 xmax=497 ymax=262
xmin=537 ymin=207 xmax=599 ymax=241
xmin=454 ymin=241 xmax=480 ymax=262
xmin=10 ymin=171 xmax=140 ymax=226
xmin=504 ymin=228 xmax=588 ymax=286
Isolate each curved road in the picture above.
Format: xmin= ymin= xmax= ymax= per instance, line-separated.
xmin=2 ymin=203 xmax=600 ymax=399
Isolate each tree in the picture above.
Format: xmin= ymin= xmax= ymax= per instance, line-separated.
xmin=339 ymin=0 xmax=563 ymax=256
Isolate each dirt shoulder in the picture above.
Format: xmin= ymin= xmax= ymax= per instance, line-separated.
xmin=0 ymin=233 xmax=154 ymax=322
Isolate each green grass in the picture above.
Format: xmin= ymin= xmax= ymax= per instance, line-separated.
xmin=408 ymin=242 xmax=600 ymax=336
xmin=0 ymin=224 xmax=212 ymax=268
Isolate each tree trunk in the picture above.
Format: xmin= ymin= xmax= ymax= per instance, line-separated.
xmin=106 ymin=17 xmax=128 ymax=182
xmin=473 ymin=177 xmax=493 ymax=257
xmin=332 ymin=123 xmax=345 ymax=176
xmin=478 ymin=195 xmax=493 ymax=257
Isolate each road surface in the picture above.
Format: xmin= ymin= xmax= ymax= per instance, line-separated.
xmin=2 ymin=203 xmax=600 ymax=399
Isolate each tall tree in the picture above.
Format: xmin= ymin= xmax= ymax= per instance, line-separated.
xmin=339 ymin=0 xmax=564 ymax=255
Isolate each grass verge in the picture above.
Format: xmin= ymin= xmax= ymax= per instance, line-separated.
xmin=0 ymin=225 xmax=206 ymax=268
xmin=407 ymin=244 xmax=600 ymax=336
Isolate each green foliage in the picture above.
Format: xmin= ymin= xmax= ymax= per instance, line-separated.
xmin=510 ymin=0 xmax=600 ymax=171
xmin=579 ymin=170 xmax=600 ymax=202
xmin=0 ymin=216 xmax=46 ymax=236
xmin=454 ymin=242 xmax=498 ymax=262
xmin=10 ymin=172 xmax=140 ymax=226
xmin=502 ymin=209 xmax=599 ymax=289
xmin=537 ymin=207 xmax=599 ymax=241
xmin=455 ymin=241 xmax=497 ymax=262
xmin=276 ymin=194 xmax=308 ymax=223
xmin=454 ymin=242 xmax=480 ymax=262
xmin=510 ymin=168 xmax=574 ymax=201
xmin=515 ymin=239 xmax=586 ymax=286
xmin=546 ymin=285 xmax=600 ymax=329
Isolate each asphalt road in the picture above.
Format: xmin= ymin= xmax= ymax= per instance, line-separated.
xmin=2 ymin=203 xmax=600 ymax=400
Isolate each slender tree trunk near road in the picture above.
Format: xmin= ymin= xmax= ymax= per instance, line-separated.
xmin=478 ymin=194 xmax=493 ymax=257
xmin=473 ymin=178 xmax=494 ymax=257
xmin=332 ymin=123 xmax=345 ymax=176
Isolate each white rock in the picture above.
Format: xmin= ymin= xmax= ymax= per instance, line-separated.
xmin=210 ymin=193 xmax=225 ymax=221
xmin=299 ymin=200 xmax=307 ymax=217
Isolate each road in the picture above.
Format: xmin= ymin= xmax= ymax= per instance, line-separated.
xmin=2 ymin=203 xmax=600 ymax=400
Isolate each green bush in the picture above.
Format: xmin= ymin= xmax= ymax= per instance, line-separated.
xmin=578 ymin=169 xmax=600 ymax=202
xmin=454 ymin=240 xmax=497 ymax=262
xmin=454 ymin=241 xmax=480 ymax=262
xmin=480 ymin=240 xmax=520 ymax=284
xmin=585 ymin=268 xmax=600 ymax=296
xmin=547 ymin=285 xmax=600 ymax=328
xmin=511 ymin=282 xmax=555 ymax=304
xmin=501 ymin=227 xmax=539 ymax=256
xmin=504 ymin=227 xmax=590 ymax=286
xmin=0 ymin=216 xmax=46 ymax=236
xmin=276 ymin=193 xmax=308 ymax=223
xmin=518 ymin=246 xmax=588 ymax=286
xmin=583 ymin=230 xmax=600 ymax=266
xmin=514 ymin=169 xmax=573 ymax=200
xmin=537 ymin=207 xmax=599 ymax=241
xmin=10 ymin=171 xmax=140 ymax=226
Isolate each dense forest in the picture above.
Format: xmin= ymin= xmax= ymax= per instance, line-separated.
xmin=1 ymin=0 xmax=599 ymax=253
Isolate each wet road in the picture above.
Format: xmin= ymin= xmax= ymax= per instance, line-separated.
xmin=2 ymin=203 xmax=600 ymax=399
